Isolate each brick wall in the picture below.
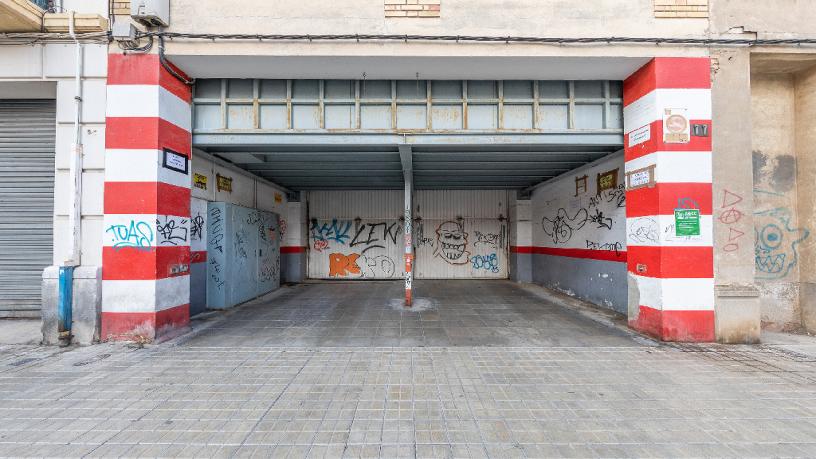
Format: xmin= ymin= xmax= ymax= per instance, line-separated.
xmin=385 ymin=0 xmax=440 ymax=18
xmin=654 ymin=0 xmax=708 ymax=18
xmin=112 ymin=1 xmax=130 ymax=16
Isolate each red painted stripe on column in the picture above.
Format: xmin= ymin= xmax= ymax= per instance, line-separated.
xmin=105 ymin=117 xmax=191 ymax=153
xmin=626 ymin=183 xmax=712 ymax=217
xmin=623 ymin=57 xmax=712 ymax=106
xmin=103 ymin=246 xmax=191 ymax=280
xmin=509 ymin=246 xmax=534 ymax=254
xmin=107 ymin=54 xmax=192 ymax=103
xmin=104 ymin=182 xmax=191 ymax=216
xmin=101 ymin=303 xmax=190 ymax=341
xmin=625 ymin=120 xmax=712 ymax=161
xmin=531 ymin=246 xmax=627 ymax=263
xmin=629 ymin=305 xmax=714 ymax=342
xmin=627 ymin=245 xmax=714 ymax=278
xmin=191 ymin=250 xmax=208 ymax=263
xmin=280 ymin=246 xmax=307 ymax=254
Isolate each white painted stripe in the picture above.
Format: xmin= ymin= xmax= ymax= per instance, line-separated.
xmin=624 ymin=88 xmax=712 ymax=134
xmin=105 ymin=149 xmax=192 ymax=189
xmin=102 ymin=276 xmax=190 ymax=313
xmin=104 ymin=213 xmax=191 ymax=248
xmin=625 ymin=151 xmax=712 ymax=183
xmin=626 ymin=215 xmax=713 ymax=247
xmin=106 ymin=85 xmax=191 ymax=132
xmin=631 ymin=275 xmax=714 ymax=311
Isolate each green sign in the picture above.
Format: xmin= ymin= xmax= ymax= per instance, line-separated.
xmin=674 ymin=209 xmax=701 ymax=236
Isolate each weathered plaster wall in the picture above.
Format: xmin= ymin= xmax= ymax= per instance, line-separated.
xmin=794 ymin=65 xmax=816 ymax=332
xmin=751 ymin=73 xmax=811 ymax=329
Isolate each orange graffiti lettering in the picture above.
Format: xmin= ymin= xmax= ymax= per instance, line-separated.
xmin=329 ymin=253 xmax=361 ymax=277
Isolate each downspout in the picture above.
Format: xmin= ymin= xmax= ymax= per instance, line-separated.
xmin=59 ymin=10 xmax=84 ymax=345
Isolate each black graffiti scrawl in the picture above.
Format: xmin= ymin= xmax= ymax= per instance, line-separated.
xmin=541 ymin=208 xmax=588 ymax=244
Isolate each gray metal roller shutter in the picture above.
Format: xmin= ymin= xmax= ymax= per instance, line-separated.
xmin=0 ymin=100 xmax=56 ymax=318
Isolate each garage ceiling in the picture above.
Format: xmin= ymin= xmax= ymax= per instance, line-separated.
xmin=198 ymin=143 xmax=619 ymax=190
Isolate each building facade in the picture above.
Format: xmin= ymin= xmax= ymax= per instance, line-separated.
xmin=0 ymin=0 xmax=814 ymax=344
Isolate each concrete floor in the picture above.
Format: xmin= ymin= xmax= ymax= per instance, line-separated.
xmin=186 ymin=280 xmax=638 ymax=348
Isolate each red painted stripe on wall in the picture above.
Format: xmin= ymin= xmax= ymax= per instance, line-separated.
xmin=101 ymin=303 xmax=190 ymax=341
xmin=626 ymin=245 xmax=714 ymax=278
xmin=107 ymin=53 xmax=192 ymax=103
xmin=626 ymin=183 xmax=713 ymax=217
xmin=105 ymin=117 xmax=191 ymax=153
xmin=629 ymin=305 xmax=715 ymax=342
xmin=531 ymin=246 xmax=627 ymax=263
xmin=625 ymin=120 xmax=712 ymax=161
xmin=103 ymin=246 xmax=191 ymax=280
xmin=623 ymin=57 xmax=712 ymax=106
xmin=104 ymin=182 xmax=191 ymax=216
xmin=509 ymin=246 xmax=534 ymax=254
xmin=280 ymin=246 xmax=307 ymax=254
xmin=191 ymin=250 xmax=207 ymax=263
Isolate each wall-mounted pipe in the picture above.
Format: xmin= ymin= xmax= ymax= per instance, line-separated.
xmin=59 ymin=10 xmax=84 ymax=344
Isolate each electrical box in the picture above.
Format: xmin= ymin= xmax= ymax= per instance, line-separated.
xmin=131 ymin=0 xmax=169 ymax=27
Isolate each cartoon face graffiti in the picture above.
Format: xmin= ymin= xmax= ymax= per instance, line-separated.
xmin=754 ymin=208 xmax=810 ymax=280
xmin=435 ymin=221 xmax=470 ymax=264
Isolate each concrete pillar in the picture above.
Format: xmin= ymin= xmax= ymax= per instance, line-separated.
xmin=623 ymin=57 xmax=715 ymax=342
xmin=795 ymin=65 xmax=816 ymax=332
xmin=509 ymin=196 xmax=533 ymax=283
xmin=281 ymin=197 xmax=308 ymax=283
xmin=710 ymin=49 xmax=761 ymax=343
xmin=101 ymin=53 xmax=193 ymax=342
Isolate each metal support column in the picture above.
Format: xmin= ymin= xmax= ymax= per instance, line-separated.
xmin=399 ymin=145 xmax=413 ymax=306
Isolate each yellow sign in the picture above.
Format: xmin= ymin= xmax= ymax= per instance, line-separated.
xmin=274 ymin=193 xmax=283 ymax=204
xmin=193 ymin=173 xmax=208 ymax=190
xmin=216 ymin=174 xmax=232 ymax=193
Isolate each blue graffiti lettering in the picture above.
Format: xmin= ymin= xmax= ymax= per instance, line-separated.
xmin=106 ymin=220 xmax=154 ymax=251
xmin=311 ymin=219 xmax=353 ymax=244
xmin=471 ymin=253 xmax=500 ymax=273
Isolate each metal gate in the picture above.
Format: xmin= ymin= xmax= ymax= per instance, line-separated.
xmin=414 ymin=190 xmax=508 ymax=279
xmin=307 ymin=190 xmax=404 ymax=279
xmin=0 ymin=100 xmax=56 ymax=317
xmin=307 ymin=190 xmax=508 ymax=280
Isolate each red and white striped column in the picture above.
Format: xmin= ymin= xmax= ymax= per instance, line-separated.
xmin=101 ymin=53 xmax=193 ymax=341
xmin=623 ymin=57 xmax=715 ymax=342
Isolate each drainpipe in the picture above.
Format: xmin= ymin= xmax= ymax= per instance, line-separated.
xmin=59 ymin=10 xmax=84 ymax=345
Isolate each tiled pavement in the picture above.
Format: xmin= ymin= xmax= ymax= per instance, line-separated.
xmin=1 ymin=281 xmax=816 ymax=458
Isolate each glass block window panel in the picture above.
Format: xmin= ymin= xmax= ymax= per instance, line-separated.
xmin=292 ymin=80 xmax=319 ymax=100
xmin=259 ymin=105 xmax=288 ymax=129
xmin=227 ymin=79 xmax=253 ymax=99
xmin=503 ymin=104 xmax=534 ymax=129
xmin=324 ymin=80 xmax=354 ymax=100
xmin=574 ymin=81 xmax=605 ymax=99
xmin=536 ymin=104 xmax=569 ymax=130
xmin=503 ymin=81 xmax=533 ymax=100
xmin=260 ymin=80 xmax=287 ymax=99
xmin=396 ymin=105 xmax=427 ymax=129
xmin=361 ymin=81 xmax=391 ymax=99
xmin=431 ymin=104 xmax=463 ymax=129
xmin=227 ymin=104 xmax=253 ymax=129
xmin=292 ymin=104 xmax=320 ymax=129
xmin=325 ymin=105 xmax=355 ymax=129
xmin=609 ymin=81 xmax=623 ymax=99
xmin=608 ymin=103 xmax=623 ymax=129
xmin=195 ymin=79 xmax=221 ymax=99
xmin=538 ymin=81 xmax=569 ymax=99
xmin=467 ymin=105 xmax=498 ymax=129
xmin=396 ymin=80 xmax=427 ymax=100
xmin=467 ymin=81 xmax=497 ymax=99
xmin=194 ymin=104 xmax=221 ymax=130
xmin=431 ymin=81 xmax=462 ymax=100
xmin=360 ymin=105 xmax=392 ymax=129
xmin=574 ymin=104 xmax=604 ymax=129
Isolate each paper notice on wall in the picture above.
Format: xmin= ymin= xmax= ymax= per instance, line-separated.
xmin=663 ymin=108 xmax=690 ymax=144
xmin=629 ymin=124 xmax=651 ymax=147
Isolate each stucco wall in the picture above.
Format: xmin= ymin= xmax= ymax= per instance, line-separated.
xmin=794 ymin=65 xmax=816 ymax=331
xmin=530 ymin=153 xmax=627 ymax=313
